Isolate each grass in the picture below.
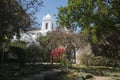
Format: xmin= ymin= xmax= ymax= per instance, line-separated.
xmin=86 ymin=78 xmax=94 ymax=80
xmin=72 ymin=64 xmax=120 ymax=75
xmin=0 ymin=63 xmax=120 ymax=80
xmin=0 ymin=63 xmax=61 ymax=80
xmin=71 ymin=64 xmax=120 ymax=80
xmin=109 ymin=77 xmax=120 ymax=80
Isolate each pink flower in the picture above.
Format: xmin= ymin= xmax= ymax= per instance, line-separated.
xmin=50 ymin=47 xmax=65 ymax=62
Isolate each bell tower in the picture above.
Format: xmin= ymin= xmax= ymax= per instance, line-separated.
xmin=41 ymin=14 xmax=53 ymax=32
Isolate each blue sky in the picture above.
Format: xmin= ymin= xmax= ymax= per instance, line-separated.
xmin=35 ymin=0 xmax=68 ymax=28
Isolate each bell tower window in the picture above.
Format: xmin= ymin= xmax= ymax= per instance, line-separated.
xmin=45 ymin=23 xmax=48 ymax=30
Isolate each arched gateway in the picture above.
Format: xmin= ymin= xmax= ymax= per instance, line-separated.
xmin=65 ymin=43 xmax=76 ymax=63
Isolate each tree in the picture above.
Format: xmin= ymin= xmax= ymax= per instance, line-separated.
xmin=38 ymin=28 xmax=71 ymax=63
xmin=39 ymin=34 xmax=50 ymax=63
xmin=0 ymin=0 xmax=29 ymax=42
xmin=26 ymin=45 xmax=41 ymax=64
xmin=18 ymin=0 xmax=43 ymax=26
xmin=9 ymin=41 xmax=26 ymax=71
xmin=57 ymin=0 xmax=120 ymax=59
xmin=0 ymin=0 xmax=43 ymax=63
xmin=0 ymin=0 xmax=43 ymax=42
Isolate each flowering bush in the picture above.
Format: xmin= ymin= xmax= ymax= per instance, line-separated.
xmin=50 ymin=47 xmax=64 ymax=63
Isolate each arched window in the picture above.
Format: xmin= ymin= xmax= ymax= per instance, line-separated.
xmin=45 ymin=23 xmax=48 ymax=30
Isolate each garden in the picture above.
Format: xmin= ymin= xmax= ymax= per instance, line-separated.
xmin=0 ymin=0 xmax=120 ymax=80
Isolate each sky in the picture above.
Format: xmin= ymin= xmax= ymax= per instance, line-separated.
xmin=35 ymin=0 xmax=68 ymax=28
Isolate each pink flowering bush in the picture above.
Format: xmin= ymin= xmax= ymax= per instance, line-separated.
xmin=50 ymin=47 xmax=64 ymax=63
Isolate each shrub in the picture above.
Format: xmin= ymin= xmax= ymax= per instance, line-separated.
xmin=25 ymin=45 xmax=43 ymax=63
xmin=50 ymin=47 xmax=64 ymax=63
xmin=9 ymin=41 xmax=26 ymax=69
xmin=88 ymin=56 xmax=120 ymax=67
xmin=88 ymin=56 xmax=105 ymax=66
xmin=85 ymin=74 xmax=93 ymax=79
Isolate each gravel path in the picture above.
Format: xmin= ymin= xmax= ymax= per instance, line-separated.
xmin=94 ymin=76 xmax=108 ymax=80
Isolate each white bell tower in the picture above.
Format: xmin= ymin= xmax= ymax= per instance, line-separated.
xmin=41 ymin=14 xmax=54 ymax=32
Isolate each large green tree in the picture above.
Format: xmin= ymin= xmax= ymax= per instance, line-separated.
xmin=57 ymin=0 xmax=120 ymax=59
xmin=0 ymin=0 xmax=43 ymax=63
xmin=0 ymin=0 xmax=29 ymax=42
xmin=0 ymin=0 xmax=43 ymax=42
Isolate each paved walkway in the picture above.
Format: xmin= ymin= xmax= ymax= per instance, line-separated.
xmin=93 ymin=76 xmax=108 ymax=80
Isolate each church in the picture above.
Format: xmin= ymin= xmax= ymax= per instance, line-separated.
xmin=13 ymin=14 xmax=54 ymax=45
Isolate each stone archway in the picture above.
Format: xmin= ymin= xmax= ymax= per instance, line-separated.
xmin=65 ymin=43 xmax=76 ymax=64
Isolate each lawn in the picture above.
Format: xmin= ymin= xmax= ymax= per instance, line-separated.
xmin=0 ymin=63 xmax=120 ymax=80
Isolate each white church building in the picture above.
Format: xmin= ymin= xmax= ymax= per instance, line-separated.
xmin=13 ymin=14 xmax=54 ymax=45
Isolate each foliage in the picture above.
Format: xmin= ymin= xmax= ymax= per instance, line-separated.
xmin=61 ymin=58 xmax=72 ymax=69
xmin=50 ymin=47 xmax=64 ymax=63
xmin=18 ymin=0 xmax=43 ymax=26
xmin=0 ymin=0 xmax=43 ymax=42
xmin=10 ymin=41 xmax=26 ymax=49
xmin=39 ymin=35 xmax=51 ymax=62
xmin=26 ymin=45 xmax=41 ymax=64
xmin=0 ymin=0 xmax=43 ymax=65
xmin=88 ymin=56 xmax=106 ymax=66
xmin=0 ymin=0 xmax=29 ymax=42
xmin=80 ymin=56 xmax=120 ymax=67
xmin=46 ymin=27 xmax=87 ymax=50
xmin=9 ymin=41 xmax=26 ymax=69
xmin=39 ymin=29 xmax=70 ymax=63
xmin=38 ymin=28 xmax=77 ymax=66
xmin=57 ymin=0 xmax=120 ymax=59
